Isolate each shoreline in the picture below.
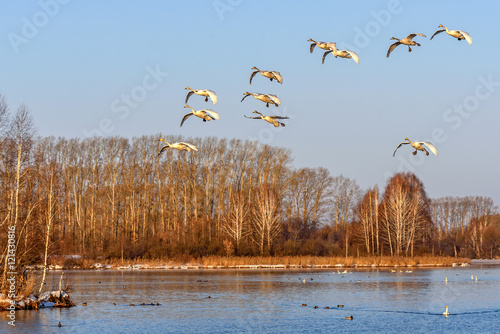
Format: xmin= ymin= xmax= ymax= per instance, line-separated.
xmin=22 ymin=255 xmax=475 ymax=271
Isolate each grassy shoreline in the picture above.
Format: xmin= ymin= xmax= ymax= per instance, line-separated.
xmin=32 ymin=255 xmax=470 ymax=270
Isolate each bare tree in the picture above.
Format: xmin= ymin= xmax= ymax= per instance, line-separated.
xmin=1 ymin=105 xmax=37 ymax=290
xmin=380 ymin=172 xmax=431 ymax=256
xmin=253 ymin=183 xmax=281 ymax=255
xmin=223 ymin=188 xmax=250 ymax=252
xmin=354 ymin=187 xmax=379 ymax=255
xmin=330 ymin=175 xmax=362 ymax=228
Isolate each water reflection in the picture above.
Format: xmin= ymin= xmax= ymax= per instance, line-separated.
xmin=2 ymin=265 xmax=499 ymax=333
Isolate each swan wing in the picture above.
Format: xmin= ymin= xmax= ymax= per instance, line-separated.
xmin=387 ymin=42 xmax=400 ymax=58
xmin=266 ymin=94 xmax=281 ymax=105
xmin=180 ymin=112 xmax=193 ymax=127
xmin=249 ymin=71 xmax=259 ymax=85
xmin=430 ymin=29 xmax=445 ymax=40
xmin=204 ymin=109 xmax=220 ymax=120
xmin=270 ymin=115 xmax=289 ymax=120
xmin=421 ymin=142 xmax=439 ymax=156
xmin=408 ymin=33 xmax=426 ymax=39
xmin=180 ymin=142 xmax=198 ymax=152
xmin=310 ymin=43 xmax=316 ymax=53
xmin=244 ymin=115 xmax=261 ymax=119
xmin=322 ymin=50 xmax=333 ymax=64
xmin=241 ymin=93 xmax=252 ymax=102
xmin=458 ymin=30 xmax=473 ymax=45
xmin=345 ymin=50 xmax=360 ymax=64
xmin=158 ymin=145 xmax=169 ymax=157
xmin=206 ymin=90 xmax=218 ymax=105
xmin=393 ymin=142 xmax=409 ymax=156
xmin=271 ymin=71 xmax=283 ymax=84
xmin=185 ymin=91 xmax=194 ymax=104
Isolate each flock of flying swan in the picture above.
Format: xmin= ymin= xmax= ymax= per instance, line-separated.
xmin=158 ymin=24 xmax=472 ymax=158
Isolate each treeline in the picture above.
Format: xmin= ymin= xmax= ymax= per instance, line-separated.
xmin=1 ymin=100 xmax=499 ymax=278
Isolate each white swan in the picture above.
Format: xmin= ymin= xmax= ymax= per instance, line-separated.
xmin=387 ymin=33 xmax=426 ymax=57
xmin=185 ymin=87 xmax=218 ymax=105
xmin=157 ymin=138 xmax=198 ymax=156
xmin=393 ymin=137 xmax=438 ymax=156
xmin=249 ymin=67 xmax=283 ymax=85
xmin=307 ymin=38 xmax=331 ymax=53
xmin=322 ymin=43 xmax=359 ymax=64
xmin=443 ymin=306 xmax=449 ymax=316
xmin=180 ymin=105 xmax=220 ymax=127
xmin=241 ymin=92 xmax=281 ymax=107
xmin=430 ymin=25 xmax=472 ymax=45
xmin=244 ymin=111 xmax=289 ymax=127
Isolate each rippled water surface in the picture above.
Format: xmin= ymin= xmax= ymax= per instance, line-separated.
xmin=2 ymin=261 xmax=499 ymax=333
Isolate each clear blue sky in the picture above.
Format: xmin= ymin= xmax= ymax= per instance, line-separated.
xmin=1 ymin=0 xmax=499 ymax=206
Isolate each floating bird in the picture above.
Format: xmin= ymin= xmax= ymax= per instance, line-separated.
xmin=82 ymin=302 xmax=87 ymax=306
xmin=185 ymin=87 xmax=218 ymax=105
xmin=443 ymin=305 xmax=449 ymax=316
xmin=314 ymin=305 xmax=318 ymax=309
xmin=445 ymin=277 xmax=448 ymax=282
xmin=249 ymin=67 xmax=283 ymax=85
xmin=241 ymin=92 xmax=281 ymax=107
xmin=345 ymin=315 xmax=353 ymax=320
xmin=244 ymin=111 xmax=289 ymax=127
xmin=338 ymin=305 xmax=344 ymax=308
xmin=112 ymin=303 xmax=116 ymax=305
xmin=301 ymin=303 xmax=307 ymax=307
xmin=430 ymin=25 xmax=472 ymax=45
xmin=322 ymin=43 xmax=360 ymax=64
xmin=471 ymin=274 xmax=474 ymax=280
xmin=307 ymin=38 xmax=331 ymax=53
xmin=58 ymin=322 xmax=62 ymax=327
xmin=158 ymin=138 xmax=198 ymax=156
xmin=181 ymin=105 xmax=220 ymax=127
xmin=393 ymin=137 xmax=438 ymax=156
xmin=129 ymin=303 xmax=135 ymax=306
xmin=386 ymin=33 xmax=426 ymax=57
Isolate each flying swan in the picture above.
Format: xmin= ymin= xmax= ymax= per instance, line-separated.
xmin=180 ymin=105 xmax=220 ymax=127
xmin=249 ymin=67 xmax=283 ymax=85
xmin=307 ymin=38 xmax=331 ymax=53
xmin=185 ymin=87 xmax=218 ymax=105
xmin=157 ymin=138 xmax=198 ymax=156
xmin=387 ymin=33 xmax=426 ymax=58
xmin=322 ymin=43 xmax=359 ymax=64
xmin=244 ymin=111 xmax=289 ymax=127
xmin=241 ymin=92 xmax=281 ymax=107
xmin=430 ymin=25 xmax=472 ymax=45
xmin=393 ymin=137 xmax=438 ymax=156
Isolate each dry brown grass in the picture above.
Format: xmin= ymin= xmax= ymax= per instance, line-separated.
xmin=85 ymin=255 xmax=469 ymax=269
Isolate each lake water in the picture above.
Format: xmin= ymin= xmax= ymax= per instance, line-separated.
xmin=2 ymin=261 xmax=499 ymax=333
